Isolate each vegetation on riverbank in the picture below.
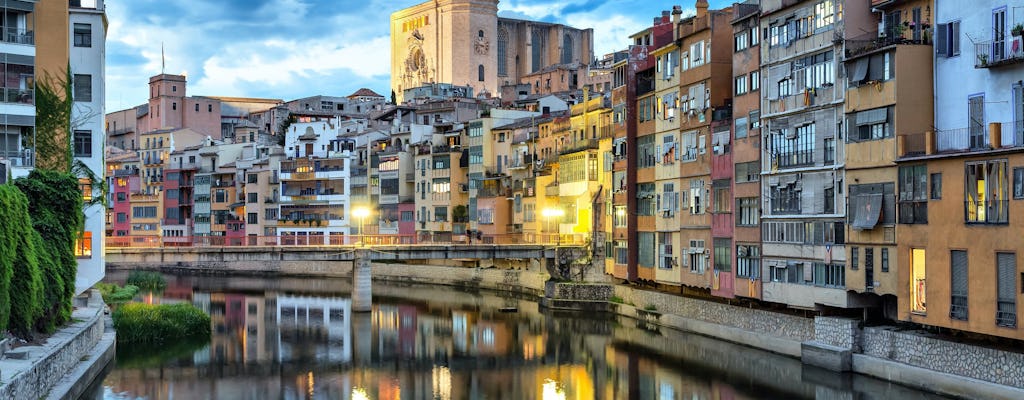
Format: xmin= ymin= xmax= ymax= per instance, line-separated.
xmin=112 ymin=303 xmax=211 ymax=344
xmin=96 ymin=283 xmax=140 ymax=304
xmin=0 ymin=170 xmax=83 ymax=338
xmin=125 ymin=271 xmax=167 ymax=292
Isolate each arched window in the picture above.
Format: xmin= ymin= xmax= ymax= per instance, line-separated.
xmin=497 ymin=27 xmax=509 ymax=77
xmin=531 ymin=29 xmax=544 ymax=72
xmin=562 ymin=34 xmax=573 ymax=64
xmin=478 ymin=65 xmax=485 ymax=82
xmin=478 ymin=30 xmax=484 ymax=38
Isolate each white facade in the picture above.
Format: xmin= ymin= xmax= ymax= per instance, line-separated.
xmin=934 ymin=0 xmax=1024 ymax=145
xmin=279 ymin=118 xmax=360 ymax=242
xmin=71 ymin=1 xmax=106 ymax=293
xmin=0 ymin=0 xmax=36 ymax=179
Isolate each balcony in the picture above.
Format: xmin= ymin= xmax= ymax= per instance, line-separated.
xmin=1 ymin=148 xmax=35 ymax=167
xmin=508 ymin=154 xmax=533 ymax=170
xmin=433 ymin=144 xmax=453 ymax=153
xmin=900 ymin=123 xmax=1024 ymax=158
xmin=2 ymin=88 xmax=33 ymax=105
xmin=212 ymin=180 xmax=236 ymax=188
xmin=108 ymin=127 xmax=136 ymax=137
xmin=477 ymin=186 xmax=511 ymax=198
xmin=3 ymin=27 xmax=34 ymax=45
xmin=559 ymin=138 xmax=600 ymax=155
xmin=406 ymin=172 xmax=415 ymax=182
xmin=845 ymin=34 xmax=931 ymax=59
xmin=506 ymin=224 xmax=523 ymax=234
xmin=974 ymin=35 xmax=1024 ymax=69
xmin=545 ymin=184 xmax=559 ymax=197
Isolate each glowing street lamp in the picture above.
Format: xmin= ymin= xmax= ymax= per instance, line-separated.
xmin=353 ymin=206 xmax=370 ymax=245
xmin=542 ymin=207 xmax=565 ymax=245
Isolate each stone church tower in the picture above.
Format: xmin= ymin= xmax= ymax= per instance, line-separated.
xmin=391 ymin=0 xmax=593 ymax=102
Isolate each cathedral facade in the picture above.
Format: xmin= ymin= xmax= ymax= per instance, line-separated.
xmin=390 ymin=0 xmax=593 ymax=102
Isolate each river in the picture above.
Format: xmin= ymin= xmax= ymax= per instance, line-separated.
xmin=78 ymin=271 xmax=952 ymax=400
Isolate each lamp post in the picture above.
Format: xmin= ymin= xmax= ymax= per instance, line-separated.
xmin=353 ymin=206 xmax=370 ymax=246
xmin=542 ymin=207 xmax=565 ymax=246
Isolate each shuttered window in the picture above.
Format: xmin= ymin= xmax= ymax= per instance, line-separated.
xmin=950 ymin=250 xmax=968 ymax=321
xmin=996 ymin=253 xmax=1017 ymax=328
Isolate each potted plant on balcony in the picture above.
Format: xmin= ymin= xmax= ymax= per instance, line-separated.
xmin=1012 ymin=24 xmax=1024 ymax=56
xmin=1012 ymin=23 xmax=1023 ymax=38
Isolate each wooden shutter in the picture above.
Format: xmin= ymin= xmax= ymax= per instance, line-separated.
xmin=935 ymin=23 xmax=948 ymax=56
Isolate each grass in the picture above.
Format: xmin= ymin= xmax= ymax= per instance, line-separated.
xmin=95 ymin=283 xmax=139 ymax=304
xmin=112 ymin=302 xmax=211 ymax=344
xmin=643 ymin=304 xmax=658 ymax=311
xmin=609 ymin=295 xmax=625 ymax=304
xmin=125 ymin=271 xmax=167 ymax=292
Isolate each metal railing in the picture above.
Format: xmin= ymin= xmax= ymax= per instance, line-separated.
xmin=3 ymin=27 xmax=33 ymax=45
xmin=974 ymin=35 xmax=1024 ymax=68
xmin=2 ymin=88 xmax=33 ymax=105
xmin=106 ymin=233 xmax=589 ymax=248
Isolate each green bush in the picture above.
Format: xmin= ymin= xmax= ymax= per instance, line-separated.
xmin=15 ymin=169 xmax=82 ymax=329
xmin=112 ymin=303 xmax=211 ymax=344
xmin=0 ymin=186 xmax=18 ymax=333
xmin=96 ymin=283 xmax=139 ymax=304
xmin=2 ymin=185 xmax=43 ymax=338
xmin=125 ymin=271 xmax=167 ymax=292
xmin=33 ymin=232 xmax=66 ymax=333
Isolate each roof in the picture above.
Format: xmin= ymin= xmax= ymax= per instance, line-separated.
xmin=348 ymin=88 xmax=384 ymax=98
xmin=205 ymin=96 xmax=284 ymax=104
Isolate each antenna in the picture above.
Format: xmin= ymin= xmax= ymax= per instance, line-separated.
xmin=161 ymin=42 xmax=166 ymax=74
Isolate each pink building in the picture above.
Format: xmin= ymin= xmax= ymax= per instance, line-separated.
xmin=144 ymin=74 xmax=222 ymax=139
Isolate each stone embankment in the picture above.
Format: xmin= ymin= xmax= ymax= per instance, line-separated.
xmin=0 ymin=290 xmax=116 ymax=400
xmin=111 ymin=260 xmax=1024 ymax=400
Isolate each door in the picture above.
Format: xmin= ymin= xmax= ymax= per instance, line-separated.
xmin=994 ymin=9 xmax=1007 ymax=61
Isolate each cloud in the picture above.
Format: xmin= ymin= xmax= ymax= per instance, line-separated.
xmin=105 ymin=0 xmax=732 ymax=112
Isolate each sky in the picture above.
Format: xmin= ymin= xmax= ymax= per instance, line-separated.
xmin=105 ymin=0 xmax=733 ymax=112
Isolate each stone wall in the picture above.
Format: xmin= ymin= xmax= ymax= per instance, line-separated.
xmin=0 ymin=292 xmax=106 ymax=399
xmin=813 ymin=317 xmax=862 ymax=351
xmin=614 ymin=286 xmax=815 ymax=343
xmin=861 ymin=326 xmax=1024 ymax=388
xmin=545 ymin=282 xmax=613 ymax=300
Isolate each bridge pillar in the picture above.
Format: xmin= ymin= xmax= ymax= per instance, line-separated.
xmin=352 ymin=248 xmax=372 ymax=312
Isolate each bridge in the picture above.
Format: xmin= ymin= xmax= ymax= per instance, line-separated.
xmin=105 ymin=235 xmax=592 ymax=313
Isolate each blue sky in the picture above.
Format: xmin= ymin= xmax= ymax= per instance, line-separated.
xmin=105 ymin=0 xmax=733 ymax=112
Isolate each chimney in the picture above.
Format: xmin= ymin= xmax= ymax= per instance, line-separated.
xmin=662 ymin=10 xmax=670 ymax=24
xmin=672 ymin=5 xmax=683 ymax=37
xmin=696 ymin=0 xmax=708 ymax=19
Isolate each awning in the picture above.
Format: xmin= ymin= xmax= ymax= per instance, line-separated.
xmin=856 ymin=108 xmax=888 ymax=126
xmin=850 ymin=58 xmax=869 ymax=83
xmin=852 ymin=193 xmax=883 ymax=230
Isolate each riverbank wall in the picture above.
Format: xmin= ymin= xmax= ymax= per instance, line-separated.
xmin=0 ymin=290 xmax=116 ymax=400
xmin=108 ymin=259 xmax=1024 ymax=399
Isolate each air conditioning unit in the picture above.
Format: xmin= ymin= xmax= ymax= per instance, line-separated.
xmin=878 ymin=21 xmax=887 ymax=37
xmin=737 ymin=245 xmax=748 ymax=257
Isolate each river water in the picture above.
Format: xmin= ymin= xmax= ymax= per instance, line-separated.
xmin=79 ymin=272 xmax=951 ymax=400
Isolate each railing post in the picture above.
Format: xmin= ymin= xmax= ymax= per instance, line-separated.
xmin=925 ymin=130 xmax=935 ymax=155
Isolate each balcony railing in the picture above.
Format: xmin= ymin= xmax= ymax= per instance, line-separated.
xmin=560 ymin=138 xmax=600 ymax=155
xmin=2 ymin=88 xmax=33 ymax=105
xmin=3 ymin=27 xmax=33 ymax=45
xmin=1 ymin=149 xmax=35 ymax=167
xmin=845 ymin=34 xmax=931 ymax=59
xmin=212 ymin=180 xmax=236 ymax=188
xmin=902 ymin=123 xmax=1024 ymax=157
xmin=106 ymin=233 xmax=588 ymax=248
xmin=975 ymin=35 xmax=1024 ymax=68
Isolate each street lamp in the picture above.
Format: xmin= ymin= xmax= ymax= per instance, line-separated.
xmin=542 ymin=207 xmax=565 ymax=245
xmin=353 ymin=206 xmax=370 ymax=246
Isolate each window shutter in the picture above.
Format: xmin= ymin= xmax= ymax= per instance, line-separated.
xmin=935 ymin=23 xmax=948 ymax=57
xmin=951 ymin=251 xmax=968 ymax=297
xmin=998 ymin=253 xmax=1016 ymax=302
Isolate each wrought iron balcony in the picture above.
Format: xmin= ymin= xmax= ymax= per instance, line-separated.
xmin=974 ymin=35 xmax=1024 ymax=68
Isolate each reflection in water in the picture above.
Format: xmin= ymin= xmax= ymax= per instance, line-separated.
xmin=81 ymin=272 xmax=952 ymax=400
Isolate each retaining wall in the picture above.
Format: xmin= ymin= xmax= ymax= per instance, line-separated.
xmin=0 ymin=291 xmax=110 ymax=400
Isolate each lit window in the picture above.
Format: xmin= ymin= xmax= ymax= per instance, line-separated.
xmin=75 ymin=231 xmax=93 ymax=259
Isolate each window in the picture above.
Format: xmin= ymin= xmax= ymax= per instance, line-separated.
xmin=911 ymin=248 xmax=926 ymax=313
xmin=750 ymin=26 xmax=759 ymax=46
xmin=969 ymin=95 xmax=986 ymax=149
xmin=75 ymin=231 xmax=93 ymax=258
xmin=965 ymin=160 xmax=1009 ymax=224
xmin=247 ymin=213 xmax=258 ymax=224
xmin=116 ymin=213 xmax=127 ymax=223
xmin=132 ymin=206 xmax=157 ymax=218
xmin=824 ymin=137 xmax=835 ymax=165
xmin=637 ymin=134 xmax=656 ymax=167
xmin=997 ymin=253 xmax=1017 ymax=328
xmin=931 ymin=173 xmax=942 ymax=199
xmin=615 ymin=241 xmax=628 ymax=265
xmin=638 ymin=232 xmax=656 ymax=267
xmin=813 ymin=263 xmax=845 ymax=288
xmin=497 ymin=28 xmax=508 ymax=76
xmin=116 ymin=192 xmax=126 ymax=202
xmin=658 ymin=233 xmax=675 ymax=270
xmin=209 ymin=104 xmax=213 ymax=112
xmin=737 ymin=197 xmax=759 ymax=226
xmin=865 ymin=247 xmax=875 ymax=289
xmin=749 ymin=110 xmax=761 ymax=130
xmin=935 ymin=21 xmax=960 ymax=57
xmin=850 ymin=107 xmax=892 ymax=142
xmin=786 ymin=261 xmax=804 ymax=284
xmin=950 ymin=250 xmax=968 ymax=321
xmin=74 ymin=23 xmax=91 ymax=47
xmin=770 ymin=182 xmax=801 ymax=214
xmin=737 ymin=245 xmax=760 ymax=278
xmin=688 ymin=240 xmax=706 ymax=273
xmin=478 ymin=65 xmax=485 ymax=82
xmin=735 ymin=117 xmax=748 ymax=139
xmin=247 ymin=193 xmax=258 ymax=203
xmin=172 ymin=102 xmax=177 ymax=111
xmin=712 ymin=180 xmax=730 ymax=213
xmin=734 ymin=31 xmax=748 ymax=52
xmin=750 ymin=70 xmax=760 ymax=91
xmin=73 ymin=74 xmax=92 ymax=102
xmin=690 ymin=41 xmax=705 ymax=66
xmin=215 ymin=189 xmax=227 ymax=203
xmin=73 ymin=130 xmax=92 ymax=157
xmin=851 ymin=247 xmax=859 ymax=270
xmin=614 ymin=205 xmax=627 ymax=227
xmin=735 ymin=76 xmax=747 ymax=95
xmin=689 ymin=180 xmax=704 ymax=214
xmin=195 ymin=104 xmax=200 ymax=112
xmin=881 ymin=248 xmax=890 ymax=273
xmin=898 ymin=165 xmax=928 ymax=224
xmin=434 ymin=206 xmax=448 ymax=222
xmin=638 ymin=183 xmax=656 ymax=216
xmin=1014 ymin=168 xmax=1024 ymax=199
xmin=770 ymin=124 xmax=815 ymax=168
xmin=248 ymin=173 xmax=258 ymax=184
xmin=165 ymin=189 xmax=178 ymax=200
xmin=265 ymin=208 xmax=278 ymax=220
xmin=714 ymin=238 xmax=731 ymax=272
xmin=849 ymin=183 xmax=895 ymax=230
